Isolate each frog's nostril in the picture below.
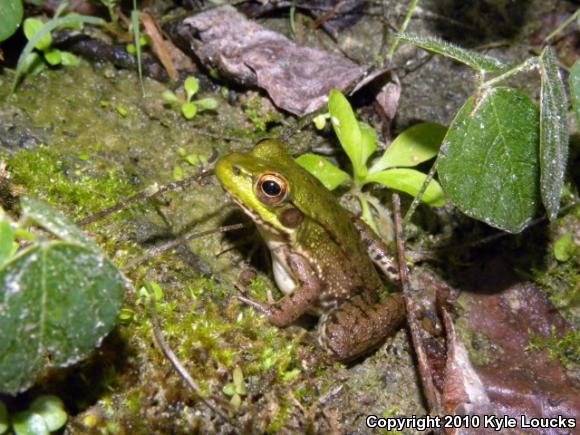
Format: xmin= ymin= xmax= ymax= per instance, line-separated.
xmin=233 ymin=166 xmax=241 ymax=175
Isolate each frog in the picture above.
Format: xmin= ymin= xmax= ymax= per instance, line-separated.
xmin=215 ymin=139 xmax=405 ymax=361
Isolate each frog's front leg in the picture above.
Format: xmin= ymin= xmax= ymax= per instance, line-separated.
xmin=319 ymin=292 xmax=405 ymax=361
xmin=237 ymin=252 xmax=320 ymax=327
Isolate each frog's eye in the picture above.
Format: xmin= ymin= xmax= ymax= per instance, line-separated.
xmin=257 ymin=173 xmax=288 ymax=205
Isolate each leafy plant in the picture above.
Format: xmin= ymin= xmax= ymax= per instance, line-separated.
xmin=0 ymin=0 xmax=23 ymax=42
xmin=21 ymin=17 xmax=81 ymax=75
xmin=162 ymin=76 xmax=218 ymax=120
xmin=298 ymin=89 xmax=445 ymax=231
xmin=0 ymin=395 xmax=68 ymax=435
xmin=222 ymin=367 xmax=246 ymax=409
xmin=0 ymin=198 xmax=124 ymax=395
xmin=12 ymin=13 xmax=106 ymax=91
xmin=100 ymin=0 xmax=118 ymax=24
xmin=397 ymin=33 xmax=569 ymax=232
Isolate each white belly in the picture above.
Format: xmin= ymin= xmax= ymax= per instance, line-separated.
xmin=272 ymin=254 xmax=297 ymax=295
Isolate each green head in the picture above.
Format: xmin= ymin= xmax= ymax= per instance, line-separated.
xmin=215 ymin=139 xmax=349 ymax=236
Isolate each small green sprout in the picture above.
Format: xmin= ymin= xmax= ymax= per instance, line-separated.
xmin=554 ymin=233 xmax=575 ymax=262
xmin=137 ymin=281 xmax=164 ymax=305
xmin=126 ymin=35 xmax=149 ymax=54
xmin=222 ymin=367 xmax=246 ymax=409
xmin=3 ymin=395 xmax=67 ymax=435
xmin=162 ymin=76 xmax=218 ymax=120
xmin=21 ymin=17 xmax=80 ymax=76
xmin=312 ymin=112 xmax=330 ymax=130
xmin=297 ymin=89 xmax=445 ymax=231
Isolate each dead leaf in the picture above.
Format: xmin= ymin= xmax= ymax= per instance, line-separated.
xmin=178 ymin=6 xmax=366 ymax=115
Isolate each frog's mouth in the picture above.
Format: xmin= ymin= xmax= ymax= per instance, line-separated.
xmin=225 ymin=191 xmax=284 ymax=238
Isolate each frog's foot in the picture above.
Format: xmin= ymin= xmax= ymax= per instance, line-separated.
xmin=318 ymin=293 xmax=405 ymax=361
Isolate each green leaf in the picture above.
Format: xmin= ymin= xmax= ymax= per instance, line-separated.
xmin=313 ymin=113 xmax=328 ymax=130
xmin=328 ymin=89 xmax=364 ymax=181
xmin=222 ymin=383 xmax=236 ymax=396
xmin=59 ymin=51 xmax=80 ymax=66
xmin=19 ymin=52 xmax=43 ymax=76
xmin=13 ymin=14 xmax=106 ymax=91
xmin=29 ymin=395 xmax=67 ymax=432
xmin=130 ymin=9 xmax=143 ymax=92
xmin=554 ymin=233 xmax=574 ymax=262
xmin=181 ymin=102 xmax=197 ymax=119
xmin=438 ymin=87 xmax=540 ymax=233
xmin=295 ymin=153 xmax=351 ymax=190
xmin=370 ymin=122 xmax=446 ymax=173
xmin=184 ymin=76 xmax=199 ymax=102
xmin=43 ymin=48 xmax=61 ymax=66
xmin=0 ymin=400 xmax=8 ymax=434
xmin=365 ymin=168 xmax=445 ymax=206
xmin=0 ymin=218 xmax=14 ymax=268
xmin=23 ymin=18 xmax=52 ymax=51
xmin=233 ymin=367 xmax=245 ymax=395
xmin=161 ymin=90 xmax=179 ymax=104
xmin=571 ymin=60 xmax=580 ymax=125
xmin=195 ymin=98 xmax=218 ymax=110
xmin=396 ymin=33 xmax=508 ymax=73
xmin=359 ymin=122 xmax=378 ymax=169
xmin=12 ymin=411 xmax=48 ymax=435
xmin=0 ymin=242 xmax=124 ymax=394
xmin=0 ymin=0 xmax=23 ymax=42
xmin=173 ymin=165 xmax=184 ymax=181
xmin=539 ymin=46 xmax=569 ymax=221
xmin=21 ymin=197 xmax=97 ymax=251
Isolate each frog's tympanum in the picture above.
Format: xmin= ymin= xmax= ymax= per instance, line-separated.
xmin=216 ymin=139 xmax=405 ymax=361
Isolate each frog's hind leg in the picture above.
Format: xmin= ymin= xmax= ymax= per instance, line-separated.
xmin=352 ymin=217 xmax=399 ymax=283
xmin=318 ymin=292 xmax=405 ymax=361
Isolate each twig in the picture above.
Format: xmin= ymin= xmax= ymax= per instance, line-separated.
xmin=544 ymin=9 xmax=580 ymax=45
xmin=123 ymin=223 xmax=245 ymax=272
xmin=392 ymin=193 xmax=441 ymax=414
xmin=148 ymin=296 xmax=237 ymax=426
xmin=76 ymin=169 xmax=214 ymax=226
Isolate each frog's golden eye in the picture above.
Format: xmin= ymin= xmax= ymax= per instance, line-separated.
xmin=257 ymin=173 xmax=288 ymax=205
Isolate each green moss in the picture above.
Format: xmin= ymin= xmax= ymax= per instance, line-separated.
xmin=243 ymin=94 xmax=283 ymax=132
xmin=7 ymin=146 xmax=133 ymax=220
xmin=380 ymin=407 xmax=404 ymax=435
xmin=525 ymin=327 xmax=580 ymax=367
xmin=266 ymin=395 xmax=291 ymax=433
xmin=454 ymin=294 xmax=497 ymax=366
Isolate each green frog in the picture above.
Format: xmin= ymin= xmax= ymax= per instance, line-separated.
xmin=215 ymin=139 xmax=405 ymax=361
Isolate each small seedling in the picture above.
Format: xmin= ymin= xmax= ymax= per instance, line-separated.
xmin=222 ymin=367 xmax=246 ymax=409
xmin=1 ymin=395 xmax=68 ymax=435
xmin=127 ymin=34 xmax=149 ymax=55
xmin=22 ymin=17 xmax=81 ymax=75
xmin=298 ymin=89 xmax=445 ymax=232
xmin=12 ymin=12 xmax=106 ymax=91
xmin=162 ymin=76 xmax=218 ymax=120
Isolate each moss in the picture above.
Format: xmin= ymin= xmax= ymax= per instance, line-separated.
xmin=525 ymin=327 xmax=580 ymax=367
xmin=242 ymin=93 xmax=283 ymax=133
xmin=6 ymin=146 xmax=133 ymax=220
xmin=453 ymin=294 xmax=497 ymax=366
xmin=266 ymin=395 xmax=291 ymax=433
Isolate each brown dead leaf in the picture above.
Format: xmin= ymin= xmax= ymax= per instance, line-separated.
xmin=141 ymin=12 xmax=179 ymax=82
xmin=178 ymin=6 xmax=366 ymax=115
